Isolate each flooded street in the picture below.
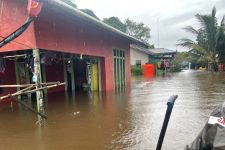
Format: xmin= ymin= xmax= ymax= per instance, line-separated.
xmin=1 ymin=70 xmax=225 ymax=150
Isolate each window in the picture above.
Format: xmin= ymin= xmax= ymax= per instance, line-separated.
xmin=113 ymin=48 xmax=125 ymax=89
xmin=136 ymin=60 xmax=141 ymax=66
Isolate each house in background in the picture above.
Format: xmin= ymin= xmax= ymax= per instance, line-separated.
xmin=130 ymin=46 xmax=177 ymax=75
xmin=130 ymin=44 xmax=151 ymax=66
xmin=148 ymin=48 xmax=176 ymax=61
xmin=130 ymin=46 xmax=176 ymax=66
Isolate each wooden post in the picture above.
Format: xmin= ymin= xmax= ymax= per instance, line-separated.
xmin=41 ymin=63 xmax=48 ymax=106
xmin=118 ymin=53 xmax=121 ymax=89
xmin=33 ymin=49 xmax=45 ymax=123
xmin=25 ymin=62 xmax=32 ymax=102
xmin=98 ymin=57 xmax=101 ymax=92
xmin=14 ymin=60 xmax=21 ymax=100
xmin=71 ymin=58 xmax=75 ymax=92
xmin=63 ymin=53 xmax=68 ymax=92
xmin=41 ymin=64 xmax=47 ymax=95
xmin=90 ymin=60 xmax=93 ymax=91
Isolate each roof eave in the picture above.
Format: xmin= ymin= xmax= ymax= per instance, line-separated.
xmin=45 ymin=0 xmax=148 ymax=47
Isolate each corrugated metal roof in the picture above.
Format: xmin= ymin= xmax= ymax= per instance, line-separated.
xmin=131 ymin=45 xmax=176 ymax=55
xmin=148 ymin=48 xmax=176 ymax=55
xmin=43 ymin=0 xmax=148 ymax=47
xmin=130 ymin=44 xmax=153 ymax=54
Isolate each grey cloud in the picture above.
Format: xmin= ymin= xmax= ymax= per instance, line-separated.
xmin=87 ymin=0 xmax=225 ymax=51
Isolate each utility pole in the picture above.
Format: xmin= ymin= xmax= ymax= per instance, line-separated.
xmin=33 ymin=49 xmax=45 ymax=125
xmin=157 ymin=18 xmax=160 ymax=48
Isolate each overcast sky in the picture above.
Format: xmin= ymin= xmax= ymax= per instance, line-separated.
xmin=74 ymin=0 xmax=225 ymax=51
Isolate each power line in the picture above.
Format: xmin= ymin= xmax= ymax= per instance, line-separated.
xmin=0 ymin=35 xmax=33 ymax=49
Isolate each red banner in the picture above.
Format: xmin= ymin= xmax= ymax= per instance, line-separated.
xmin=27 ymin=0 xmax=43 ymax=17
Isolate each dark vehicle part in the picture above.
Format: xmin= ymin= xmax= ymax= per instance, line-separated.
xmin=156 ymin=95 xmax=178 ymax=150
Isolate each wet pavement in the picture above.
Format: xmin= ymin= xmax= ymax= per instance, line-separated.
xmin=1 ymin=70 xmax=225 ymax=150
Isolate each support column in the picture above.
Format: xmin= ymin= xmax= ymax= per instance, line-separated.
xmin=33 ymin=49 xmax=45 ymax=123
xmin=98 ymin=57 xmax=101 ymax=92
xmin=71 ymin=58 xmax=75 ymax=92
xmin=63 ymin=53 xmax=68 ymax=92
xmin=25 ymin=62 xmax=32 ymax=102
xmin=14 ymin=60 xmax=21 ymax=100
xmin=41 ymin=64 xmax=47 ymax=95
xmin=41 ymin=64 xmax=48 ymax=104
xmin=90 ymin=60 xmax=93 ymax=91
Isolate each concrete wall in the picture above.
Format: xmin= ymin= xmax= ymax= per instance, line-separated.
xmin=130 ymin=48 xmax=149 ymax=66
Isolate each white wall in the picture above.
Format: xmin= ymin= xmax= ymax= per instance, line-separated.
xmin=130 ymin=48 xmax=149 ymax=65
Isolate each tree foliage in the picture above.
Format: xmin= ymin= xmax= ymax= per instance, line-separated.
xmin=125 ymin=19 xmax=151 ymax=43
xmin=170 ymin=52 xmax=188 ymax=72
xmin=103 ymin=17 xmax=151 ymax=43
xmin=148 ymin=44 xmax=155 ymax=48
xmin=61 ymin=0 xmax=99 ymax=20
xmin=178 ymin=7 xmax=225 ymax=71
xmin=61 ymin=1 xmax=153 ymax=46
xmin=61 ymin=0 xmax=77 ymax=8
xmin=103 ymin=17 xmax=126 ymax=32
xmin=172 ymin=52 xmax=189 ymax=64
xmin=80 ymin=9 xmax=100 ymax=20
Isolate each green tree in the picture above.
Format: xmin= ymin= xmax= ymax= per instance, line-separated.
xmin=217 ymin=20 xmax=225 ymax=63
xmin=178 ymin=7 xmax=225 ymax=71
xmin=61 ymin=0 xmax=77 ymax=8
xmin=170 ymin=52 xmax=189 ymax=72
xmin=148 ymin=44 xmax=155 ymax=48
xmin=125 ymin=19 xmax=151 ymax=43
xmin=80 ymin=9 xmax=100 ymax=20
xmin=103 ymin=17 xmax=126 ymax=32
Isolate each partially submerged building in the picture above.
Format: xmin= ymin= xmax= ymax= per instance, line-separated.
xmin=130 ymin=44 xmax=151 ymax=66
xmin=148 ymin=48 xmax=176 ymax=60
xmin=130 ymin=46 xmax=177 ymax=75
xmin=0 ymin=0 xmax=147 ymax=96
xmin=130 ymin=46 xmax=176 ymax=65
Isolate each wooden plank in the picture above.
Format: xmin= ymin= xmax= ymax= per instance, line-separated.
xmin=0 ymin=82 xmax=61 ymax=88
xmin=0 ymin=82 xmax=65 ymax=101
xmin=3 ymin=54 xmax=26 ymax=59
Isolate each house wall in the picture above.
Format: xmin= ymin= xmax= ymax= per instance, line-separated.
xmin=0 ymin=0 xmax=37 ymax=51
xmin=130 ymin=48 xmax=149 ymax=66
xmin=0 ymin=52 xmax=17 ymax=101
xmin=44 ymin=62 xmax=65 ymax=93
xmin=33 ymin=4 xmax=131 ymax=91
xmin=0 ymin=60 xmax=17 ymax=99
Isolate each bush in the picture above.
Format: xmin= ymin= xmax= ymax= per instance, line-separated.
xmin=170 ymin=64 xmax=182 ymax=72
xmin=131 ymin=65 xmax=143 ymax=76
xmin=156 ymin=69 xmax=164 ymax=76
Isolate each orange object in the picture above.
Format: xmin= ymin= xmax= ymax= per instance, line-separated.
xmin=142 ymin=64 xmax=154 ymax=78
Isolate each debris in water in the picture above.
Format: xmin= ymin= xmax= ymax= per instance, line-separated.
xmin=73 ymin=111 xmax=80 ymax=115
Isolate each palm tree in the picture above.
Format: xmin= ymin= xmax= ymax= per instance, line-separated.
xmin=178 ymin=7 xmax=225 ymax=71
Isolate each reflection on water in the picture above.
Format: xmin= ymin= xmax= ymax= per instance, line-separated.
xmin=1 ymin=70 xmax=225 ymax=150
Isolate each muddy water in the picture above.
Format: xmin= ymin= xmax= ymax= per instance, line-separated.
xmin=1 ymin=70 xmax=225 ymax=150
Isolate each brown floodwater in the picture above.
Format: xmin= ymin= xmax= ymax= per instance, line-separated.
xmin=1 ymin=70 xmax=225 ymax=150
